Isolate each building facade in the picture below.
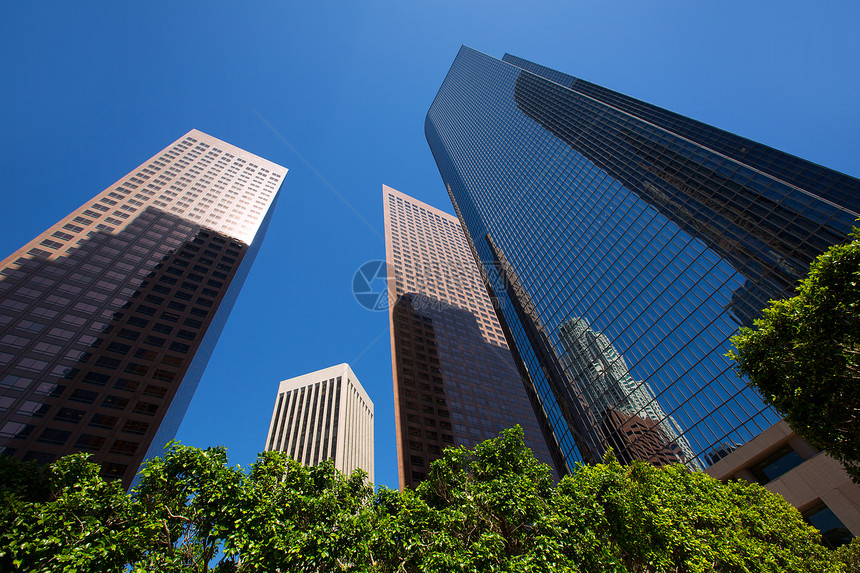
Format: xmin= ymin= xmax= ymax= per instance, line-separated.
xmin=384 ymin=185 xmax=557 ymax=489
xmin=0 ymin=129 xmax=287 ymax=487
xmin=264 ymin=363 xmax=374 ymax=483
xmin=706 ymin=421 xmax=860 ymax=545
xmin=425 ymin=48 xmax=860 ymax=519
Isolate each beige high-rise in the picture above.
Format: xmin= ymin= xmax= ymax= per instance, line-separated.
xmin=384 ymin=185 xmax=558 ymax=490
xmin=264 ymin=364 xmax=374 ymax=483
xmin=0 ymin=129 xmax=287 ymax=487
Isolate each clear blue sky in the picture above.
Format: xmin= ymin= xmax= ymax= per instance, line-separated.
xmin=1 ymin=1 xmax=858 ymax=489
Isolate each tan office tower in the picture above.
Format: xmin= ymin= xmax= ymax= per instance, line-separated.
xmin=384 ymin=185 xmax=558 ymax=489
xmin=0 ymin=129 xmax=287 ymax=488
xmin=264 ymin=364 xmax=374 ymax=483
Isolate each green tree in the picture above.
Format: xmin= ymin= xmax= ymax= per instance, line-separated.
xmin=728 ymin=233 xmax=860 ymax=482
xmin=129 ymin=443 xmax=247 ymax=572
xmin=554 ymin=455 xmax=834 ymax=572
xmin=0 ymin=453 xmax=142 ymax=572
xmin=0 ymin=444 xmax=376 ymax=572
xmin=834 ymin=538 xmax=860 ymax=573
xmin=370 ymin=426 xmax=835 ymax=573
xmin=369 ymin=425 xmax=564 ymax=571
xmin=224 ymin=451 xmax=374 ymax=572
xmin=0 ymin=429 xmax=843 ymax=572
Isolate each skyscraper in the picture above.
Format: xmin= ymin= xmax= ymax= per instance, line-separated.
xmin=264 ymin=363 xmax=374 ymax=483
xmin=0 ymin=129 xmax=287 ymax=487
xmin=384 ymin=185 xmax=557 ymax=489
xmin=424 ymin=47 xmax=860 ymax=478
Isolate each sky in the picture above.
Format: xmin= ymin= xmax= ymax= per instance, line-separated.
xmin=1 ymin=1 xmax=858 ymax=490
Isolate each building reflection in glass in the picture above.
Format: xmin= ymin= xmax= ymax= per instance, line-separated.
xmin=558 ymin=317 xmax=699 ymax=469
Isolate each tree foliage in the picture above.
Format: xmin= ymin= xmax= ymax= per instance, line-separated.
xmin=729 ymin=232 xmax=860 ymax=482
xmin=834 ymin=538 xmax=860 ymax=573
xmin=0 ymin=428 xmax=845 ymax=572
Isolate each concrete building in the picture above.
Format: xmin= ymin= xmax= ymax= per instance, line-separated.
xmin=0 ymin=129 xmax=287 ymax=487
xmin=384 ymin=185 xmax=557 ymax=489
xmin=265 ymin=363 xmax=374 ymax=483
xmin=707 ymin=422 xmax=859 ymax=545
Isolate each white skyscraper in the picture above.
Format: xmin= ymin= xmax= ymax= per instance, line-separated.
xmin=264 ymin=364 xmax=374 ymax=483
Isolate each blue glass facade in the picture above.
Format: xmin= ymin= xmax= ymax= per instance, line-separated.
xmin=425 ymin=47 xmax=860 ymax=472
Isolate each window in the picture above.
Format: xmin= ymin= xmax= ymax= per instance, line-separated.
xmin=70 ymin=389 xmax=98 ymax=403
xmin=127 ymin=316 xmax=149 ymax=328
xmin=106 ymin=342 xmax=131 ymax=355
xmin=53 ymin=407 xmax=85 ymax=423
xmin=177 ymin=329 xmax=196 ymax=341
xmin=122 ymin=420 xmax=149 ymax=435
xmin=100 ymin=463 xmax=128 ymax=479
xmin=51 ymin=231 xmax=75 ymax=241
xmin=749 ymin=446 xmax=804 ymax=484
xmin=95 ymin=356 xmax=121 ymax=369
xmin=143 ymin=384 xmax=168 ymax=398
xmin=169 ymin=341 xmax=190 ymax=353
xmin=114 ymin=378 xmax=139 ymax=392
xmin=124 ymin=363 xmax=149 ymax=376
xmin=89 ymin=414 xmax=118 ymax=429
xmin=144 ymin=335 xmax=166 ymax=347
xmin=161 ymin=356 xmax=183 ymax=367
xmin=804 ymin=503 xmax=854 ymax=548
xmin=109 ymin=440 xmax=139 ymax=456
xmin=82 ymin=372 xmax=110 ymax=386
xmin=37 ymin=428 xmax=71 ymax=445
xmin=102 ymin=395 xmax=129 ymax=410
xmin=133 ymin=402 xmax=159 ymax=416
xmin=153 ymin=323 xmax=173 ymax=334
xmin=137 ymin=305 xmax=156 ymax=316
xmin=75 ymin=434 xmax=106 ymax=451
xmin=117 ymin=328 xmax=140 ymax=341
xmin=152 ymin=369 xmax=175 ymax=382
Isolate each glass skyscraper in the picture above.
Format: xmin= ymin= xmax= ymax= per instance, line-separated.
xmin=0 ymin=130 xmax=287 ymax=487
xmin=425 ymin=47 xmax=860 ymax=474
